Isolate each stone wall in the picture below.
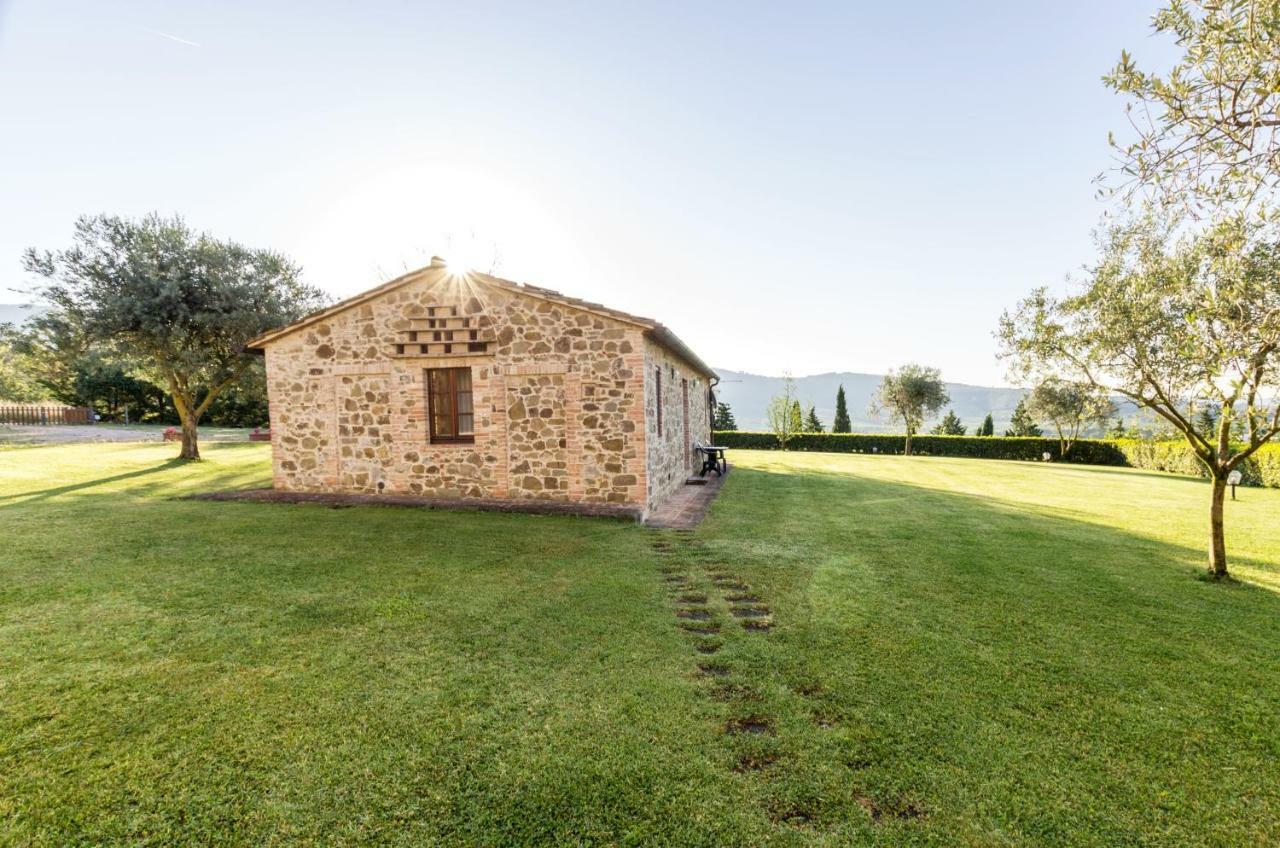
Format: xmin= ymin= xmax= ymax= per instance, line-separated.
xmin=263 ymin=268 xmax=653 ymax=507
xmin=643 ymin=339 xmax=712 ymax=511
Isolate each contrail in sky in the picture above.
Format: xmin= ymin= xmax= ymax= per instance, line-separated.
xmin=142 ymin=27 xmax=200 ymax=48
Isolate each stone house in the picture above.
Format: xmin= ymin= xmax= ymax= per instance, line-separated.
xmin=247 ymin=257 xmax=715 ymax=518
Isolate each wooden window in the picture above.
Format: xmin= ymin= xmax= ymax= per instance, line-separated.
xmin=656 ymin=367 xmax=663 ymax=437
xmin=427 ymin=367 xmax=474 ymax=443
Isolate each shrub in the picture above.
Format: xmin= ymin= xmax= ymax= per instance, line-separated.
xmin=711 ymin=431 xmax=1280 ymax=488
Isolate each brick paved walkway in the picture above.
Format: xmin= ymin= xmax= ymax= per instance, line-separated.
xmin=644 ymin=468 xmax=728 ymax=529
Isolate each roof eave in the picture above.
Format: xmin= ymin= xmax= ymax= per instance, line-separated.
xmin=647 ymin=324 xmax=717 ymax=381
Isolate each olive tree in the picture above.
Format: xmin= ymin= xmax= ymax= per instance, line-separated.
xmin=24 ymin=214 xmax=326 ymax=459
xmin=871 ymin=364 xmax=949 ymax=455
xmin=765 ymin=374 xmax=800 ymax=449
xmin=1027 ymin=378 xmax=1115 ymax=457
xmin=999 ymin=213 xmax=1280 ymax=579
xmin=1104 ymin=0 xmax=1280 ymax=211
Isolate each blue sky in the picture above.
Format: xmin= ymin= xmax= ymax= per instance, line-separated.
xmin=0 ymin=1 xmax=1174 ymax=385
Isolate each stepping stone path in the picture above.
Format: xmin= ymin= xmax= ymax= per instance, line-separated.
xmin=651 ymin=532 xmax=835 ymax=811
xmin=649 ymin=533 xmax=919 ymax=829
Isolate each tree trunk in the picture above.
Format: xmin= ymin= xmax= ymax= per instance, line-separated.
xmin=904 ymin=429 xmax=913 ymax=456
xmin=179 ymin=414 xmax=200 ymax=460
xmin=1208 ymin=475 xmax=1228 ymax=579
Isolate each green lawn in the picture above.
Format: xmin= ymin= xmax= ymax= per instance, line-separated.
xmin=2 ymin=444 xmax=1279 ymax=846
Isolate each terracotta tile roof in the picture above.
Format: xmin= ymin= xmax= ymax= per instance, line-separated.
xmin=247 ymin=258 xmax=716 ymax=379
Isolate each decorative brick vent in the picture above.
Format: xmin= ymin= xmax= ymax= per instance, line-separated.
xmin=392 ymin=305 xmax=495 ymax=357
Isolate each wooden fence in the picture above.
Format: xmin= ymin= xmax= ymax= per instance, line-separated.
xmin=0 ymin=404 xmax=94 ymax=425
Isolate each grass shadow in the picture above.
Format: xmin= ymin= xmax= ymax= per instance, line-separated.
xmin=716 ymin=458 xmax=1280 ymax=586
xmin=0 ymin=458 xmax=191 ymax=505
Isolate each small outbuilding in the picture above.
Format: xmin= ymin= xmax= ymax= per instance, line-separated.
xmin=247 ymin=258 xmax=715 ymax=519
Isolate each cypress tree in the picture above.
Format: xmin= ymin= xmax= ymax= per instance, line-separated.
xmin=979 ymin=412 xmax=995 ymax=436
xmin=789 ymin=399 xmax=804 ymax=433
xmin=832 ymin=384 xmax=851 ymax=433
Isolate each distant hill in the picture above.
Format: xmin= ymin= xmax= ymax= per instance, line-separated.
xmin=711 ymin=369 xmax=1027 ymax=433
xmin=711 ymin=368 xmax=1158 ymax=435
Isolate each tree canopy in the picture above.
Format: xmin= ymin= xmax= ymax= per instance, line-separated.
xmin=765 ymin=375 xmax=801 ymax=450
xmin=998 ymin=212 xmax=1280 ymax=577
xmin=1027 ymin=378 xmax=1114 ymax=456
xmin=1104 ymin=0 xmax=1280 ymax=212
xmin=0 ymin=323 xmax=48 ymax=402
xmin=804 ymin=405 xmax=824 ymax=433
xmin=931 ymin=409 xmax=966 ymax=436
xmin=713 ymin=400 xmax=737 ymax=431
xmin=24 ymin=214 xmax=326 ymax=458
xmin=1004 ymin=398 xmax=1043 ymax=437
xmin=871 ymin=364 xmax=949 ymax=455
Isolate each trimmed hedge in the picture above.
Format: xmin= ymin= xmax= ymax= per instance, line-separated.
xmin=712 ymin=431 xmax=1280 ymax=488
xmin=713 ymin=431 xmax=1127 ymax=464
xmin=1115 ymin=439 xmax=1280 ymax=488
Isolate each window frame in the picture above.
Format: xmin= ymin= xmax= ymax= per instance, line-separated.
xmin=426 ymin=367 xmax=475 ymax=444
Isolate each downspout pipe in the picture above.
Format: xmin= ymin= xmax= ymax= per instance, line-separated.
xmin=708 ymin=375 xmax=720 ymax=438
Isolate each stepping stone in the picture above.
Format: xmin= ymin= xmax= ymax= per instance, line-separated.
xmin=724 ymin=593 xmax=761 ymax=603
xmin=734 ymin=752 xmax=779 ymax=773
xmin=677 ymin=592 xmax=708 ymax=604
xmin=695 ymin=642 xmax=721 ymax=654
xmin=679 ymin=622 xmax=720 ymax=635
xmin=742 ymin=620 xmax=772 ymax=632
xmin=676 ymin=608 xmax=712 ymax=620
xmin=730 ymin=607 xmax=770 ymax=618
xmin=709 ymin=682 xmax=762 ymax=702
xmin=697 ymin=663 xmax=729 ymax=677
xmin=856 ymin=795 xmax=925 ymax=822
xmin=717 ymin=583 xmax=750 ymax=593
xmin=724 ymin=717 xmax=775 ymax=736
